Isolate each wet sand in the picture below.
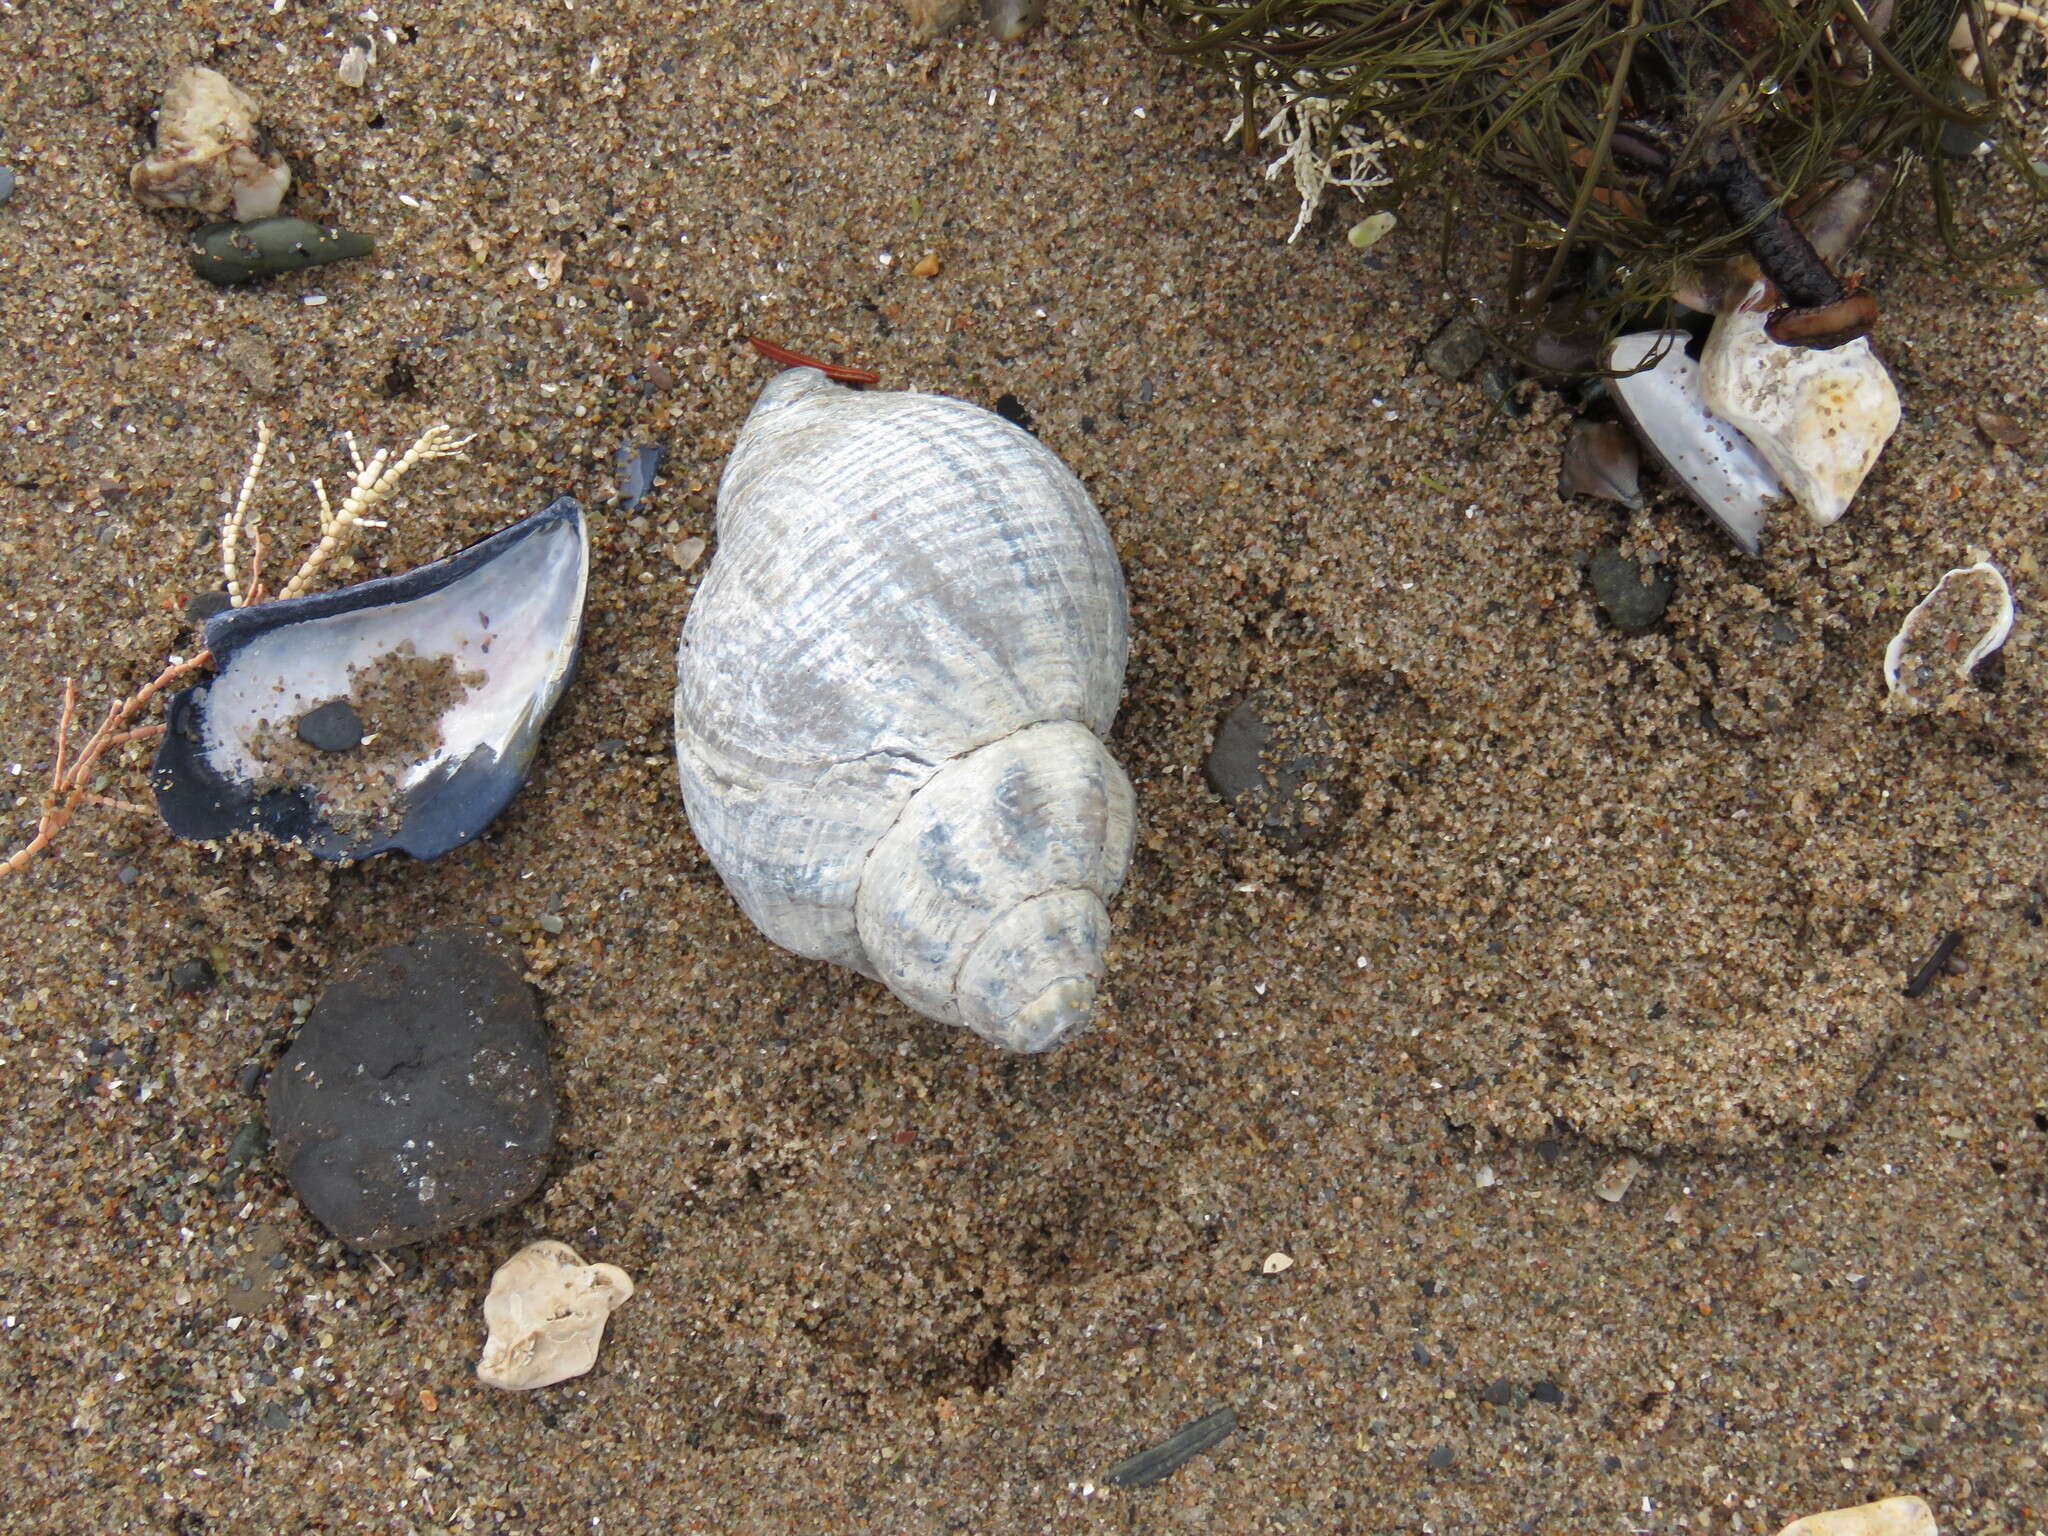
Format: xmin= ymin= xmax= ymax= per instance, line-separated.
xmin=2 ymin=2 xmax=2045 ymax=1532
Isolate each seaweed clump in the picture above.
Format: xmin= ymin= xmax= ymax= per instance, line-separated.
xmin=1132 ymin=0 xmax=2041 ymax=341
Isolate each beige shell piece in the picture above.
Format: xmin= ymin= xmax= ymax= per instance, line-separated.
xmin=131 ymin=67 xmax=291 ymax=222
xmin=1883 ymin=560 xmax=2015 ymax=711
xmin=1699 ymin=281 xmax=1900 ymax=528
xmin=475 ymin=1240 xmax=634 ymax=1392
xmin=1774 ymin=1496 xmax=1938 ymax=1536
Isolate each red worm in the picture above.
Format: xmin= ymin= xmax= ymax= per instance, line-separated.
xmin=747 ymin=337 xmax=881 ymax=385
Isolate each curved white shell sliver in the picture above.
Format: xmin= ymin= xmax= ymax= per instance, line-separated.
xmin=675 ymin=368 xmax=1133 ymax=1048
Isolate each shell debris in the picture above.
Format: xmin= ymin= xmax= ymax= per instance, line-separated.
xmin=477 ymin=1240 xmax=635 ymax=1392
xmin=1883 ymin=560 xmax=2015 ymax=713
xmin=131 ymin=66 xmax=290 ymax=223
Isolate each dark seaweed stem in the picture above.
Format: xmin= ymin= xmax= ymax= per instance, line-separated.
xmin=1684 ymin=136 xmax=1877 ymax=348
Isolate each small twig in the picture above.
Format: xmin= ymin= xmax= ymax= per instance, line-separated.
xmin=1903 ymin=929 xmax=1964 ymax=998
xmin=747 ymin=337 xmax=882 ymax=385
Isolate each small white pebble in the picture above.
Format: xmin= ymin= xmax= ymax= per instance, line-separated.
xmin=1262 ymin=1251 xmax=1294 ymax=1275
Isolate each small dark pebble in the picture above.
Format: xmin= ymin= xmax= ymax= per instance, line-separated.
xmin=0 ymin=166 xmax=15 ymax=206
xmin=380 ymin=353 xmax=419 ymax=398
xmin=1588 ymin=541 xmax=1674 ymax=633
xmin=296 ymin=700 xmax=364 ymax=754
xmin=1136 ymin=378 xmax=1157 ymax=404
xmin=85 ymin=1036 xmax=112 ymax=1060
xmin=1427 ymin=1446 xmax=1456 ymax=1470
xmin=185 ymin=589 xmax=234 ymax=627
xmin=993 ymin=392 xmax=1036 ymax=434
xmin=1903 ymin=929 xmax=1963 ymax=999
xmin=1103 ymin=1406 xmax=1238 ymax=1489
xmin=186 ymin=218 xmax=376 ymax=286
xmin=1412 ymin=1342 xmax=1433 ymax=1366
xmin=1477 ymin=359 xmax=1528 ymax=417
xmin=224 ymin=1120 xmax=268 ymax=1169
xmin=1480 ymin=1377 xmax=1515 ymax=1407
xmin=235 ymin=1060 xmax=266 ymax=1097
xmin=1601 ymin=1455 xmax=1623 ymax=1474
xmin=593 ymin=738 xmax=628 ymax=756
xmin=615 ymin=441 xmax=667 ymax=511
xmin=1530 ymin=1380 xmax=1565 ymax=1406
xmin=1423 ymin=315 xmax=1488 ymax=382
xmin=170 ymin=958 xmax=216 ymax=994
xmin=259 ymin=1404 xmax=292 ymax=1431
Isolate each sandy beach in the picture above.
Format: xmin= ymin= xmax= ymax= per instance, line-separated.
xmin=2 ymin=2 xmax=2045 ymax=1531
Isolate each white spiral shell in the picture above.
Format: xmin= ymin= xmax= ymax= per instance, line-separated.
xmin=673 ymin=368 xmax=1136 ymax=1052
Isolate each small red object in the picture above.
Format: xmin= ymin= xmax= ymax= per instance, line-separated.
xmin=747 ymin=337 xmax=881 ymax=385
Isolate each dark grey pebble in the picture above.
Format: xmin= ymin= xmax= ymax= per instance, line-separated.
xmin=259 ymin=1404 xmax=292 ymax=1431
xmin=0 ymin=166 xmax=15 ymax=206
xmin=1477 ymin=359 xmax=1528 ymax=417
xmin=266 ymin=927 xmax=556 ymax=1250
xmin=1412 ymin=1342 xmax=1433 ymax=1366
xmin=170 ymin=957 xmax=216 ymax=993
xmin=186 ymin=217 xmax=375 ymax=286
xmin=1103 ymin=1406 xmax=1237 ymax=1489
xmin=224 ymin=1120 xmax=268 ymax=1169
xmin=1427 ymin=1446 xmax=1456 ymax=1470
xmin=1423 ymin=315 xmax=1488 ymax=382
xmin=593 ymin=738 xmax=627 ymax=756
xmin=185 ymin=589 xmax=234 ymax=626
xmin=615 ymin=440 xmax=667 ymax=511
xmin=993 ymin=392 xmax=1036 ymax=434
xmin=1203 ymin=697 xmax=1346 ymax=852
xmin=1480 ymin=1376 xmax=1516 ymax=1407
xmin=1588 ymin=541 xmax=1674 ymax=633
xmin=1530 ymin=1379 xmax=1565 ymax=1405
xmin=235 ymin=1059 xmax=267 ymax=1096
xmin=296 ymin=700 xmax=364 ymax=753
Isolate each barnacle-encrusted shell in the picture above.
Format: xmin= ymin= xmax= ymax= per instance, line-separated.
xmin=131 ymin=67 xmax=290 ymax=223
xmin=673 ymin=368 xmax=1135 ymax=1052
xmin=1701 ymin=280 xmax=1901 ymax=527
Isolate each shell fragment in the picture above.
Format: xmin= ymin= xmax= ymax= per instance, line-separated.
xmin=1883 ymin=560 xmax=2015 ymax=711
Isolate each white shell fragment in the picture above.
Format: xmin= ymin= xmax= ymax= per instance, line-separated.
xmin=1700 ymin=281 xmax=1901 ymax=528
xmin=1883 ymin=561 xmax=2015 ymax=710
xmin=1774 ymin=1495 xmax=1938 ymax=1536
xmin=674 ymin=368 xmax=1136 ymax=1053
xmin=131 ymin=67 xmax=291 ymax=222
xmin=476 ymin=1241 xmax=634 ymax=1392
xmin=1607 ymin=331 xmax=1783 ymax=556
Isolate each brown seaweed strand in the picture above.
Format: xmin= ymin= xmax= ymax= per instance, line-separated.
xmin=1529 ymin=0 xmax=1646 ymax=313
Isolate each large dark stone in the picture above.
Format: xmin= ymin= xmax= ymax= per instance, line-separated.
xmin=267 ymin=928 xmax=556 ymax=1250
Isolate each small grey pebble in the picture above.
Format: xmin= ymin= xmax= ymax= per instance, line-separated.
xmin=1588 ymin=541 xmax=1674 ymax=633
xmin=1423 ymin=315 xmax=1488 ymax=382
xmin=0 ymin=166 xmax=14 ymax=206
xmin=1530 ymin=1380 xmax=1565 ymax=1405
xmin=185 ymin=589 xmax=234 ymax=627
xmin=260 ymin=1404 xmax=292 ymax=1431
xmin=296 ymin=699 xmax=364 ymax=753
xmin=1480 ymin=1377 xmax=1516 ymax=1407
xmin=1427 ymin=1446 xmax=1455 ymax=1470
xmin=170 ymin=958 xmax=216 ymax=993
xmin=225 ymin=1120 xmax=268 ymax=1169
xmin=1412 ymin=1342 xmax=1433 ymax=1366
xmin=116 ymin=864 xmax=140 ymax=886
xmin=1136 ymin=377 xmax=1156 ymax=404
xmin=235 ymin=1060 xmax=266 ymax=1097
xmin=592 ymin=738 xmax=627 ymax=756
xmin=536 ymin=911 xmax=566 ymax=935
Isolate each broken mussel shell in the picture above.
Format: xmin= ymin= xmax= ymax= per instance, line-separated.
xmin=1606 ymin=330 xmax=1783 ymax=556
xmin=187 ymin=217 xmax=375 ymax=286
xmin=153 ymin=499 xmax=588 ymax=860
xmin=1883 ymin=560 xmax=2015 ymax=712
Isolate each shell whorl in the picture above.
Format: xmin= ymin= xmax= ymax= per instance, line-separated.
xmin=673 ymin=368 xmax=1133 ymax=1047
xmin=856 ymin=720 xmax=1135 ymax=1051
